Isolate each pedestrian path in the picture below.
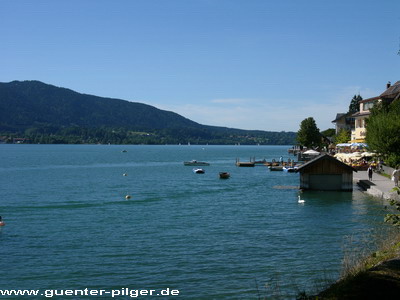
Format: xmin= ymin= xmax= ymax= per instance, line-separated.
xmin=353 ymin=170 xmax=399 ymax=200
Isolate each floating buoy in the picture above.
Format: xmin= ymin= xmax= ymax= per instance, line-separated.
xmin=0 ymin=221 xmax=5 ymax=226
xmin=125 ymin=195 xmax=132 ymax=200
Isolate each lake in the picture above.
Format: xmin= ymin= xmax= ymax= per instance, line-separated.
xmin=0 ymin=145 xmax=389 ymax=299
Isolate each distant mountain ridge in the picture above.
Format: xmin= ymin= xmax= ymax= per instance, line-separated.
xmin=0 ymin=80 xmax=200 ymax=130
xmin=0 ymin=80 xmax=296 ymax=145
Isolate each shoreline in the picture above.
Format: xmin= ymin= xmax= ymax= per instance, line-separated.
xmin=353 ymin=170 xmax=400 ymax=201
xmin=312 ymin=170 xmax=400 ymax=299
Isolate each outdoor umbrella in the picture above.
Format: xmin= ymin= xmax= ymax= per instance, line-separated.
xmin=349 ymin=152 xmax=362 ymax=161
xmin=361 ymin=152 xmax=375 ymax=157
xmin=303 ymin=150 xmax=320 ymax=155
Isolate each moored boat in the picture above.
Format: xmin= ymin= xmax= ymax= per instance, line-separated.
xmin=193 ymin=168 xmax=205 ymax=174
xmin=254 ymin=159 xmax=267 ymax=165
xmin=283 ymin=166 xmax=298 ymax=172
xmin=219 ymin=172 xmax=230 ymax=179
xmin=184 ymin=160 xmax=210 ymax=166
xmin=269 ymin=166 xmax=283 ymax=171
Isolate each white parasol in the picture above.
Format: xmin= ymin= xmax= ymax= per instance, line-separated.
xmin=303 ymin=150 xmax=320 ymax=155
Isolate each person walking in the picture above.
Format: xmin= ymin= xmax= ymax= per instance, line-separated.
xmin=367 ymin=165 xmax=373 ymax=181
xmin=392 ymin=167 xmax=400 ymax=187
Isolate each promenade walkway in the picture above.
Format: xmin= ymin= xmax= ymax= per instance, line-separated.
xmin=353 ymin=170 xmax=399 ymax=200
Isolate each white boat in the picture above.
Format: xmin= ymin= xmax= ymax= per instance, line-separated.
xmin=193 ymin=168 xmax=205 ymax=174
xmin=283 ymin=166 xmax=298 ymax=172
xmin=184 ymin=160 xmax=210 ymax=166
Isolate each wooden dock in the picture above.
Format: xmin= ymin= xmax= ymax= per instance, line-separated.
xmin=235 ymin=157 xmax=299 ymax=168
xmin=235 ymin=158 xmax=256 ymax=167
xmin=236 ymin=161 xmax=255 ymax=167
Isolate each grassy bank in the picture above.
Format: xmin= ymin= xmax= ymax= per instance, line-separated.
xmin=311 ymin=229 xmax=400 ymax=299
xmin=309 ymin=174 xmax=400 ymax=299
xmin=260 ymin=228 xmax=400 ymax=299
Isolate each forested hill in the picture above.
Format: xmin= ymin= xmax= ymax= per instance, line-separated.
xmin=0 ymin=80 xmax=296 ymax=145
xmin=0 ymin=80 xmax=200 ymax=129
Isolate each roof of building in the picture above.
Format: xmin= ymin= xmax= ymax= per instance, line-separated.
xmin=357 ymin=81 xmax=400 ymax=104
xmin=332 ymin=113 xmax=346 ymax=123
xmin=351 ymin=111 xmax=371 ymax=118
xmin=380 ymin=81 xmax=400 ymax=98
xmin=295 ymin=154 xmax=357 ymax=173
xmin=332 ymin=112 xmax=355 ymax=123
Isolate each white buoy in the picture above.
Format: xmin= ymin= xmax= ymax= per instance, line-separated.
xmin=125 ymin=195 xmax=132 ymax=200
xmin=123 ymin=173 xmax=128 ymax=176
xmin=298 ymin=195 xmax=305 ymax=203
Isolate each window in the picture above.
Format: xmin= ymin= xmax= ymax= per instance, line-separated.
xmin=363 ymin=101 xmax=374 ymax=111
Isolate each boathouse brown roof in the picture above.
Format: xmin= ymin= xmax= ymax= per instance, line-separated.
xmin=295 ymin=154 xmax=357 ymax=173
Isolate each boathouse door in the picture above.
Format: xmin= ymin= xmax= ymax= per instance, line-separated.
xmin=309 ymin=174 xmax=342 ymax=191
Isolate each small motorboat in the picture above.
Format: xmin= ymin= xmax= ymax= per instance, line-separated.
xmin=269 ymin=166 xmax=283 ymax=171
xmin=219 ymin=172 xmax=230 ymax=179
xmin=283 ymin=166 xmax=298 ymax=172
xmin=184 ymin=160 xmax=210 ymax=166
xmin=193 ymin=168 xmax=205 ymax=174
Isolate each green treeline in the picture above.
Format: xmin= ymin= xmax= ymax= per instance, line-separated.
xmin=2 ymin=125 xmax=296 ymax=145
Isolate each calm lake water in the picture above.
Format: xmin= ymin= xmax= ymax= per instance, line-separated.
xmin=0 ymin=145 xmax=389 ymax=299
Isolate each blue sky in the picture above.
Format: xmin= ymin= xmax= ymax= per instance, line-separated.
xmin=1 ymin=0 xmax=399 ymax=132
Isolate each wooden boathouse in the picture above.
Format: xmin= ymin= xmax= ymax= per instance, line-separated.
xmin=295 ymin=154 xmax=357 ymax=191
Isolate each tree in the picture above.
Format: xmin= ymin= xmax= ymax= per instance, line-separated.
xmin=348 ymin=95 xmax=363 ymax=114
xmin=321 ymin=128 xmax=336 ymax=138
xmin=335 ymin=128 xmax=351 ymax=144
xmin=366 ymin=99 xmax=400 ymax=167
xmin=296 ymin=117 xmax=321 ymax=148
